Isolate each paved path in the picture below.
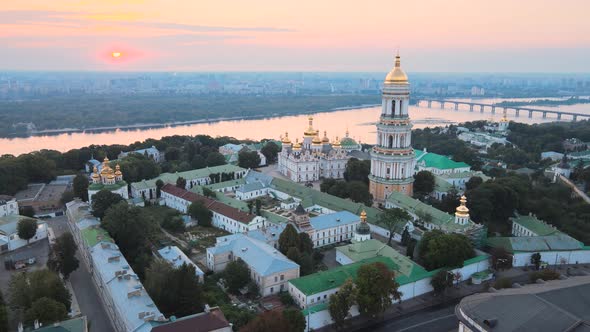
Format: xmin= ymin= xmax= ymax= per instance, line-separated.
xmin=367 ymin=303 xmax=458 ymax=332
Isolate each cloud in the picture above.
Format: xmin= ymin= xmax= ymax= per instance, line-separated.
xmin=0 ymin=10 xmax=294 ymax=33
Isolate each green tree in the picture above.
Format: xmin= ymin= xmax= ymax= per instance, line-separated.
xmin=378 ymin=208 xmax=412 ymax=245
xmin=155 ymin=179 xmax=164 ymax=198
xmin=283 ymin=308 xmax=306 ymax=332
xmin=255 ymin=198 xmax=262 ymax=216
xmin=144 ymin=261 xmax=202 ymax=318
xmin=261 ymin=142 xmax=281 ymax=164
xmin=344 ymin=158 xmax=371 ymax=184
xmin=320 ymin=178 xmax=337 ymax=193
xmin=0 ymin=290 xmax=8 ymax=332
xmin=224 ymin=259 xmax=251 ymax=294
xmin=406 ymin=239 xmax=417 ymax=259
xmin=298 ymin=233 xmax=314 ymax=255
xmin=355 ymin=262 xmax=402 ymax=317
xmin=401 ymin=227 xmax=411 ymax=246
xmin=238 ymin=151 xmax=261 ymax=169
xmin=202 ymin=187 xmax=217 ymax=198
xmin=413 ymin=170 xmax=435 ymax=196
xmin=19 ymin=206 xmax=35 ymax=218
xmin=190 ymin=155 xmax=207 ymax=169
xmin=91 ymin=190 xmax=124 ymax=219
xmin=60 ymin=190 xmax=75 ymax=205
xmin=465 ymin=176 xmax=483 ymax=191
xmin=328 ymin=278 xmax=356 ymax=329
xmin=188 ymin=201 xmax=213 ymax=227
xmin=530 ymin=252 xmax=542 ymax=270
xmin=17 ymin=217 xmax=37 ymax=244
xmin=72 ymin=173 xmax=89 ymax=201
xmin=418 ymin=230 xmax=475 ymax=270
xmin=176 ymin=176 xmax=187 ymax=189
xmin=430 ymin=269 xmax=453 ymax=296
xmin=241 ymin=309 xmax=304 ymax=332
xmin=278 ymin=224 xmax=300 ymax=255
xmin=347 ymin=181 xmax=372 ymax=206
xmin=24 ymin=297 xmax=68 ymax=326
xmin=47 ymin=233 xmax=79 ymax=280
xmin=206 ymin=152 xmax=226 ymax=167
xmin=9 ymin=269 xmax=71 ymax=313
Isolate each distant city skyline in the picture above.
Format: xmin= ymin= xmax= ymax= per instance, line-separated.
xmin=1 ymin=1 xmax=589 ymax=72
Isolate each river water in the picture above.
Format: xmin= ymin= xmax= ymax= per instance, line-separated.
xmin=2 ymin=97 xmax=589 ymax=156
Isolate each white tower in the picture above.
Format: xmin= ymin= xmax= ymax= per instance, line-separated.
xmin=455 ymin=195 xmax=470 ymax=225
xmin=369 ymin=54 xmax=416 ymax=203
xmin=354 ymin=210 xmax=371 ymax=242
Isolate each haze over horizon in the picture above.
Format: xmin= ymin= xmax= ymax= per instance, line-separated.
xmin=1 ymin=0 xmax=589 ymax=73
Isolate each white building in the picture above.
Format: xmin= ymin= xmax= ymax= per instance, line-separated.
xmin=278 ymin=118 xmax=350 ymax=183
xmin=304 ymin=211 xmax=361 ymax=248
xmin=206 ymin=234 xmax=300 ymax=296
xmin=88 ymin=157 xmax=128 ymax=205
xmin=0 ymin=195 xmax=18 ymax=217
xmin=118 ymin=146 xmax=163 ymax=163
xmin=234 ymin=171 xmax=273 ymax=201
xmin=160 ymin=184 xmax=265 ymax=234
xmin=158 ymin=246 xmax=205 ymax=283
xmin=0 ymin=215 xmax=48 ymax=253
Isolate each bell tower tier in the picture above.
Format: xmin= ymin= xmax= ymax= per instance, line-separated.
xmin=369 ymin=54 xmax=416 ymax=203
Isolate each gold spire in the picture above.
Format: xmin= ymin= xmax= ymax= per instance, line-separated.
xmin=455 ymin=195 xmax=470 ymax=217
xmin=384 ymin=53 xmax=408 ymax=84
xmin=282 ymin=131 xmax=292 ymax=144
xmin=115 ymin=164 xmax=122 ymax=177
xmin=304 ymin=116 xmax=316 ymax=136
xmin=312 ymin=133 xmax=322 ymax=145
xmin=360 ymin=210 xmax=367 ymax=223
xmin=293 ymin=138 xmax=302 ymax=150
xmin=91 ymin=166 xmax=100 ymax=179
xmin=332 ymin=136 xmax=341 ymax=147
xmin=322 ymin=130 xmax=330 ymax=143
xmin=500 ymin=108 xmax=508 ymax=122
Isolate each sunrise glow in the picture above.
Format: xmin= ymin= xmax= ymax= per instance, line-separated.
xmin=111 ymin=52 xmax=122 ymax=58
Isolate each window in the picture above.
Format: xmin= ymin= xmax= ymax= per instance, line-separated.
xmin=271 ymin=287 xmax=274 ymax=293
xmin=275 ymin=276 xmax=278 ymax=282
xmin=280 ymin=275 xmax=284 ymax=281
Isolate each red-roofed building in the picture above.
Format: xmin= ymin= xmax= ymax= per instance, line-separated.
xmin=161 ymin=184 xmax=265 ymax=233
xmin=152 ymin=306 xmax=232 ymax=332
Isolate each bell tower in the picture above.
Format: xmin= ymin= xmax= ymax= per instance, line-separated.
xmin=369 ymin=54 xmax=416 ymax=204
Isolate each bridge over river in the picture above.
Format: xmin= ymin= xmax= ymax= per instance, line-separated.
xmin=415 ymin=99 xmax=590 ymax=121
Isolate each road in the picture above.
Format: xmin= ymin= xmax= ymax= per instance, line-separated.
xmin=49 ymin=216 xmax=115 ymax=332
xmin=356 ymin=301 xmax=459 ymax=332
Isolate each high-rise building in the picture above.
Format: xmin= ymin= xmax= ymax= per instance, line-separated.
xmin=369 ymin=54 xmax=416 ymax=203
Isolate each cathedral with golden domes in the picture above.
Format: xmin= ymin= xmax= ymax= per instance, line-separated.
xmin=87 ymin=157 xmax=129 ymax=205
xmin=278 ymin=116 xmax=350 ymax=182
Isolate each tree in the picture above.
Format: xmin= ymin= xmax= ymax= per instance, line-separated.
xmin=47 ymin=233 xmax=79 ymax=280
xmin=144 ymin=261 xmax=202 ymax=318
xmin=531 ymin=252 xmax=542 ymax=270
xmin=176 ymin=176 xmax=187 ymax=189
xmin=329 ymin=278 xmax=356 ymax=329
xmin=278 ymin=224 xmax=300 ymax=255
xmin=202 ymin=187 xmax=216 ymax=198
xmin=72 ymin=174 xmax=89 ymax=201
xmin=188 ymin=201 xmax=213 ymax=227
xmin=0 ymin=290 xmax=8 ymax=332
xmin=298 ymin=233 xmax=314 ymax=255
xmin=18 ymin=206 xmax=35 ymax=218
xmin=320 ymin=178 xmax=337 ymax=193
xmin=241 ymin=310 xmax=304 ymax=332
xmin=378 ymin=208 xmax=412 ymax=245
xmin=418 ymin=230 xmax=475 ymax=270
xmin=205 ymin=152 xmax=226 ymax=167
xmin=24 ymin=297 xmax=68 ymax=326
xmin=355 ymin=262 xmax=402 ymax=317
xmin=9 ymin=269 xmax=71 ymax=313
xmin=401 ymin=227 xmax=411 ymax=246
xmin=465 ymin=176 xmax=483 ymax=191
xmin=413 ymin=171 xmax=435 ymax=196
xmin=17 ymin=217 xmax=37 ymax=244
xmin=491 ymin=247 xmax=512 ymax=270
xmin=255 ymin=198 xmax=262 ymax=216
xmin=406 ymin=239 xmax=417 ymax=259
xmin=60 ymin=190 xmax=75 ymax=205
xmin=155 ymin=179 xmax=164 ymax=198
xmin=247 ymin=200 xmax=254 ymax=214
xmin=91 ymin=190 xmax=124 ymax=219
xmin=431 ymin=270 xmax=453 ymax=296
xmin=347 ymin=181 xmax=373 ymax=206
xmin=190 ymin=155 xmax=207 ymax=169
xmin=344 ymin=158 xmax=371 ymax=184
xmin=224 ymin=259 xmax=251 ymax=294
xmin=261 ymin=142 xmax=280 ymax=164
xmin=238 ymin=150 xmax=261 ymax=169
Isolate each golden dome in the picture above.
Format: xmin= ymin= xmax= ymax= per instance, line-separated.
xmin=384 ymin=54 xmax=408 ymax=84
xmin=360 ymin=209 xmax=367 ymax=222
xmin=332 ymin=136 xmax=341 ymax=147
xmin=455 ymin=195 xmax=470 ymax=217
xmin=500 ymin=109 xmax=509 ymax=122
xmin=91 ymin=166 xmax=100 ymax=179
xmin=293 ymin=138 xmax=302 ymax=150
xmin=114 ymin=164 xmax=122 ymax=176
xmin=304 ymin=116 xmax=316 ymax=136
xmin=282 ymin=131 xmax=292 ymax=144
xmin=312 ymin=134 xmax=322 ymax=145
xmin=322 ymin=131 xmax=330 ymax=143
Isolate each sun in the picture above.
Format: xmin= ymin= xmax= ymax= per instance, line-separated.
xmin=111 ymin=52 xmax=122 ymax=58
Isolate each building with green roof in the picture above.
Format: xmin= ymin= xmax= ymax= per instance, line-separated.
xmin=511 ymin=214 xmax=561 ymax=237
xmin=29 ymin=316 xmax=88 ymax=332
xmin=415 ymin=148 xmax=471 ymax=174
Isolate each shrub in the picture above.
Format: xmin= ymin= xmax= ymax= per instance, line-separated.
xmin=529 ymin=269 xmax=561 ymax=283
xmin=493 ymin=277 xmax=512 ymax=289
xmin=279 ymin=292 xmax=295 ymax=306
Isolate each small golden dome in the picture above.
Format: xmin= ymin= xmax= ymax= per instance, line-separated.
xmin=293 ymin=138 xmax=302 ymax=150
xmin=322 ymin=131 xmax=330 ymax=143
xmin=114 ymin=164 xmax=122 ymax=176
xmin=332 ymin=136 xmax=341 ymax=147
xmin=360 ymin=209 xmax=367 ymax=222
xmin=312 ymin=134 xmax=322 ymax=145
xmin=304 ymin=116 xmax=316 ymax=136
xmin=455 ymin=195 xmax=470 ymax=217
xmin=282 ymin=131 xmax=292 ymax=144
xmin=91 ymin=166 xmax=100 ymax=178
xmin=384 ymin=54 xmax=408 ymax=84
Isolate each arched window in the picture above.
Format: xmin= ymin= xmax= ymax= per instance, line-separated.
xmin=399 ymin=100 xmax=403 ymax=116
xmin=391 ymin=100 xmax=395 ymax=117
xmin=388 ymin=135 xmax=393 ymax=148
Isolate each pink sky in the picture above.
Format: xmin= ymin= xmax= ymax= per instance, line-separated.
xmin=1 ymin=0 xmax=589 ymax=72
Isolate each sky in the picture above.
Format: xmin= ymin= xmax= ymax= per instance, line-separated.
xmin=1 ymin=0 xmax=589 ymax=72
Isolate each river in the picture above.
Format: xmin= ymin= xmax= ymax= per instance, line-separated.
xmin=2 ymin=97 xmax=590 ymax=156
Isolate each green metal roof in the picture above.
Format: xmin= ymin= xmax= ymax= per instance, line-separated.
xmin=289 ymin=256 xmax=398 ymax=296
xmin=0 ymin=215 xmax=42 ymax=235
xmin=32 ymin=316 xmax=87 ymax=332
xmin=88 ymin=181 xmax=127 ymax=191
xmin=81 ymin=227 xmax=113 ymax=248
xmin=302 ymin=302 xmax=329 ymax=316
xmin=485 ymin=234 xmax=584 ymax=253
xmin=415 ymin=149 xmax=470 ymax=170
xmin=511 ymin=214 xmax=560 ymax=236
xmin=205 ymin=178 xmax=245 ymax=191
xmin=434 ymin=175 xmax=453 ymax=192
xmin=131 ymin=165 xmax=245 ymax=190
xmin=335 ymin=240 xmax=429 ymax=284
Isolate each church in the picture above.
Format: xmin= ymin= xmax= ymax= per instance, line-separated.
xmin=87 ymin=157 xmax=129 ymax=205
xmin=277 ymin=117 xmax=350 ymax=182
